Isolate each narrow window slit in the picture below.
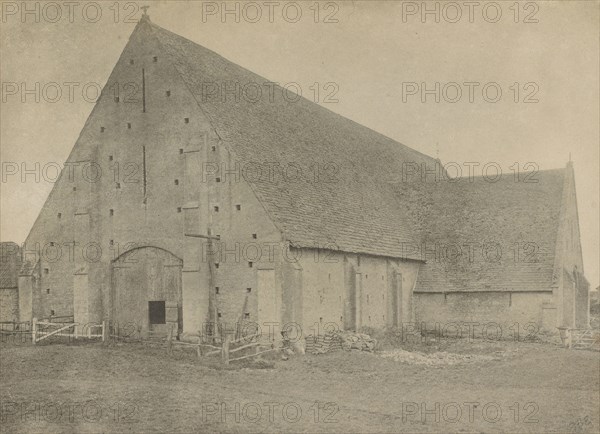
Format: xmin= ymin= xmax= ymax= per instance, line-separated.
xmin=142 ymin=68 xmax=146 ymax=113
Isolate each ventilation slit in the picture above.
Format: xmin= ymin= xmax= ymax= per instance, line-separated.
xmin=142 ymin=68 xmax=146 ymax=113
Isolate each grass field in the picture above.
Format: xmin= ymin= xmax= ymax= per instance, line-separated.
xmin=1 ymin=336 xmax=598 ymax=433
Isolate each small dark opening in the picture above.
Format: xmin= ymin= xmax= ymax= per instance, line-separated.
xmin=214 ymin=263 xmax=219 ymax=269
xmin=109 ymin=155 xmax=113 ymax=161
xmin=244 ymin=313 xmax=250 ymax=319
xmin=214 ymin=206 xmax=219 ymax=212
xmin=252 ymin=233 xmax=257 ymax=239
xmin=211 ymin=146 xmax=216 ymax=152
xmin=46 ymin=288 xmax=50 ymax=294
xmin=57 ymin=213 xmax=61 ymax=219
xmin=130 ymin=59 xmax=134 ymax=65
xmin=217 ymin=312 xmax=222 ymax=318
xmin=153 ymin=56 xmax=158 ymax=62
xmin=166 ymin=90 xmax=171 ymax=97
xmin=174 ymin=179 xmax=179 ymax=185
xmin=177 ymin=207 xmax=182 ymax=213
xmin=179 ymin=149 xmax=184 ymax=154
xmin=100 ymin=127 xmax=105 ymax=133
xmin=109 ymin=239 xmax=114 ymax=246
xmin=236 ymin=204 xmax=241 ymax=211
xmin=109 ymin=209 xmax=114 ymax=216
xmin=246 ymin=288 xmax=251 ymax=293
xmin=127 ymin=123 xmax=131 ymax=129
xmin=216 ymin=177 xmax=221 ymax=183
xmin=215 ymin=287 xmax=220 ymax=294
xmin=184 ymin=118 xmax=189 ymax=124
xmin=148 ymin=301 xmax=166 ymax=325
xmin=44 ymin=268 xmax=49 ymax=274
xmin=116 ymin=182 xmax=121 ymax=189
xmin=248 ymin=262 xmax=253 ymax=268
xmin=73 ymin=187 xmax=77 ymax=191
xmin=50 ymin=310 xmax=55 ymax=316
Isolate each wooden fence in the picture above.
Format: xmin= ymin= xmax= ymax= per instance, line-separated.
xmin=32 ymin=318 xmax=106 ymax=344
xmin=166 ymin=325 xmax=278 ymax=364
xmin=559 ymin=327 xmax=600 ymax=351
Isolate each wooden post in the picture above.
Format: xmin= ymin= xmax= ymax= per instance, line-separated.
xmin=567 ymin=329 xmax=573 ymax=349
xmin=167 ymin=324 xmax=173 ymax=356
xmin=222 ymin=333 xmax=230 ymax=365
xmin=32 ymin=318 xmax=37 ymax=345
xmin=101 ymin=321 xmax=107 ymax=342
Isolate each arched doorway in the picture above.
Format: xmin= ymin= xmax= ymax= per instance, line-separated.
xmin=111 ymin=246 xmax=182 ymax=338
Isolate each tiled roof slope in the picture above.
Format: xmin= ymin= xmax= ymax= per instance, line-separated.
xmin=146 ymin=20 xmax=438 ymax=260
xmin=0 ymin=242 xmax=21 ymax=288
xmin=402 ymin=169 xmax=566 ymax=292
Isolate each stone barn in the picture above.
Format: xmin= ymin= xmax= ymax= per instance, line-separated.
xmin=1 ymin=242 xmax=22 ymax=323
xmin=16 ymin=14 xmax=589 ymax=339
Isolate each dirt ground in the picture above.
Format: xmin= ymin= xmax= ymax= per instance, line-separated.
xmin=0 ymin=335 xmax=598 ymax=433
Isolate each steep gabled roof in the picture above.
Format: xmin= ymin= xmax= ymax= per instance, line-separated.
xmin=407 ymin=169 xmax=566 ymax=292
xmin=0 ymin=242 xmax=21 ymax=288
xmin=145 ymin=19 xmax=437 ymax=260
xmin=134 ymin=19 xmax=568 ymax=293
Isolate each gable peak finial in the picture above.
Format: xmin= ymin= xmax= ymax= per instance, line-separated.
xmin=141 ymin=5 xmax=150 ymax=17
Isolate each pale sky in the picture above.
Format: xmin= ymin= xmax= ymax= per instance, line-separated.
xmin=1 ymin=1 xmax=598 ymax=288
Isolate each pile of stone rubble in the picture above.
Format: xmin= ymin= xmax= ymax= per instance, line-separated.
xmin=304 ymin=331 xmax=377 ymax=354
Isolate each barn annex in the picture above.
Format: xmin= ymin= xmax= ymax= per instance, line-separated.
xmin=13 ymin=14 xmax=589 ymax=339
